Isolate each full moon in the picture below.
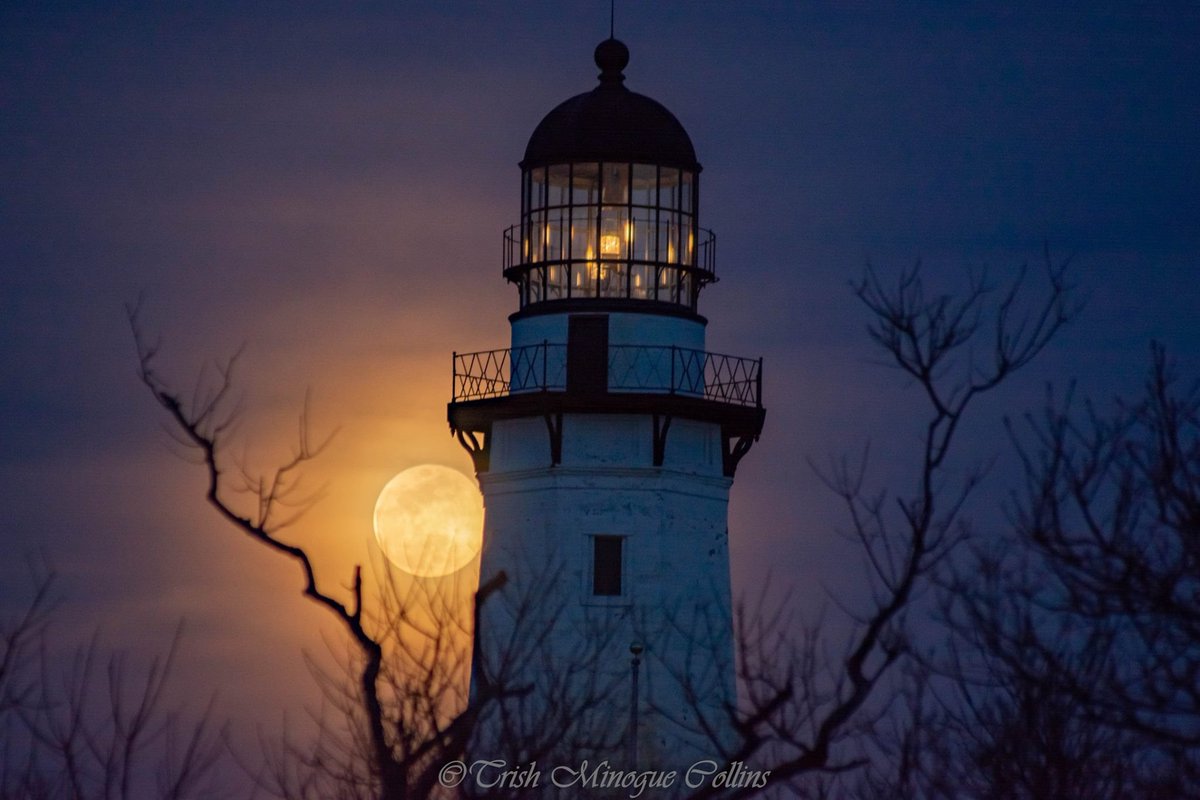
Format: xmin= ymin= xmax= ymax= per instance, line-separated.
xmin=372 ymin=465 xmax=484 ymax=578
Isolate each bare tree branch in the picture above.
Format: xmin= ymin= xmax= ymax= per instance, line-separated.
xmin=703 ymin=257 xmax=1075 ymax=798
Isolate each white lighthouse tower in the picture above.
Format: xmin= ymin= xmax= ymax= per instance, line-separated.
xmin=449 ymin=38 xmax=765 ymax=774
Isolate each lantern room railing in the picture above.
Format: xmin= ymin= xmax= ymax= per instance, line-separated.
xmin=452 ymin=343 xmax=762 ymax=407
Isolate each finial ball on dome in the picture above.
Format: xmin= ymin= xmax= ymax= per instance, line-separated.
xmin=595 ymin=38 xmax=630 ymax=80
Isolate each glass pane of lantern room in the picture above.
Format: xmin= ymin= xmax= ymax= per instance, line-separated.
xmin=527 ymin=267 xmax=544 ymax=304
xmin=631 ymin=164 xmax=656 ymax=207
xmin=547 ymin=262 xmax=566 ymax=300
xmin=657 ymin=267 xmax=678 ymax=303
xmin=528 ymin=210 xmax=544 ymax=262
xmin=681 ymin=214 xmax=695 ymax=265
xmin=658 ymin=211 xmax=680 ymax=264
xmin=547 ymin=207 xmax=567 ymax=262
xmin=600 ymin=261 xmax=626 ymax=298
xmin=548 ymin=164 xmax=570 ymax=207
xmin=572 ymin=162 xmax=599 ymax=205
xmin=632 ymin=207 xmax=654 ymax=263
xmin=576 ymin=260 xmax=597 ymax=298
xmin=601 ymin=163 xmax=629 ymax=205
xmin=530 ymin=167 xmax=547 ymax=211
xmin=680 ymin=171 xmax=694 ymax=214
xmin=570 ymin=206 xmax=595 ymax=265
xmin=630 ymin=263 xmax=651 ymax=299
xmin=598 ymin=206 xmax=628 ymax=260
xmin=658 ymin=167 xmax=680 ymax=210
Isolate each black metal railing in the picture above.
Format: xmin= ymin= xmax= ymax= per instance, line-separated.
xmin=452 ymin=343 xmax=762 ymax=407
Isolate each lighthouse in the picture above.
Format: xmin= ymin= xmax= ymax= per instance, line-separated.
xmin=449 ymin=38 xmax=765 ymax=771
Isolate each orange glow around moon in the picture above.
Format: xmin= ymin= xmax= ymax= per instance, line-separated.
xmin=372 ymin=465 xmax=484 ymax=578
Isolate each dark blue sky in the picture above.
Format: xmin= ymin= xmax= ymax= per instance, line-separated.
xmin=3 ymin=0 xmax=1198 ymax=775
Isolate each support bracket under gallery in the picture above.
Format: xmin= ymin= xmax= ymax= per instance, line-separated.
xmin=454 ymin=425 xmax=491 ymax=473
xmin=652 ymin=413 xmax=672 ymax=467
xmin=544 ymin=412 xmax=563 ymax=466
xmin=721 ymin=429 xmax=756 ymax=478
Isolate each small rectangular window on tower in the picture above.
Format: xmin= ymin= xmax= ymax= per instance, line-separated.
xmin=592 ymin=535 xmax=623 ymax=596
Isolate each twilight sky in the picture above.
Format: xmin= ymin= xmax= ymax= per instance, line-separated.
xmin=2 ymin=0 xmax=1198 ymax=782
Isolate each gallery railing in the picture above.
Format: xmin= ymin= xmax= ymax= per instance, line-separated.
xmin=452 ymin=343 xmax=762 ymax=407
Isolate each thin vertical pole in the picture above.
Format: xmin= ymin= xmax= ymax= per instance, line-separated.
xmin=629 ymin=644 xmax=641 ymax=768
xmin=757 ymin=357 xmax=763 ymax=407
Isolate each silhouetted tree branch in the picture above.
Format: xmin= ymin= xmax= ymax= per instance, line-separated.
xmin=0 ymin=563 xmax=224 ymax=799
xmin=128 ymin=303 xmax=624 ymax=799
xmin=699 ymin=255 xmax=1075 ymax=798
xmin=1015 ymin=344 xmax=1200 ymax=747
xmin=904 ymin=343 xmax=1200 ymax=799
xmin=130 ymin=303 xmax=494 ymax=799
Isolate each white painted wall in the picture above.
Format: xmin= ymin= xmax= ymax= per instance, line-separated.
xmin=473 ymin=410 xmax=738 ymax=772
xmin=511 ymin=311 xmax=706 ymax=351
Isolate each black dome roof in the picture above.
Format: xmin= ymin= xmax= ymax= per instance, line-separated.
xmin=521 ymin=39 xmax=700 ymax=172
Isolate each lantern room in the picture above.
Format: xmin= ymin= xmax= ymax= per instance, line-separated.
xmin=505 ymin=38 xmax=716 ymax=315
